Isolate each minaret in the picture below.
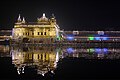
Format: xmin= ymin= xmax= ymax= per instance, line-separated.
xmin=17 ymin=14 xmax=21 ymax=22
xmin=22 ymin=17 xmax=25 ymax=23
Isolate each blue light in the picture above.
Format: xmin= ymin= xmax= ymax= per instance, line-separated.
xmin=95 ymin=48 xmax=101 ymax=53
xmin=95 ymin=37 xmax=109 ymax=40
xmin=95 ymin=37 xmax=101 ymax=40
xmin=67 ymin=48 xmax=74 ymax=53
xmin=102 ymin=37 xmax=108 ymax=40
xmin=95 ymin=48 xmax=108 ymax=54
xmin=67 ymin=36 xmax=74 ymax=41
xmin=103 ymin=48 xmax=108 ymax=53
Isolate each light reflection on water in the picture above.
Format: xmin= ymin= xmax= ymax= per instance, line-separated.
xmin=1 ymin=45 xmax=120 ymax=76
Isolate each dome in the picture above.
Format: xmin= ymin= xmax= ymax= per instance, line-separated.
xmin=38 ymin=13 xmax=49 ymax=22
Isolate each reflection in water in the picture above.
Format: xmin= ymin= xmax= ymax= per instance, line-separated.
xmin=64 ymin=47 xmax=120 ymax=59
xmin=1 ymin=45 xmax=120 ymax=76
xmin=11 ymin=46 xmax=60 ymax=76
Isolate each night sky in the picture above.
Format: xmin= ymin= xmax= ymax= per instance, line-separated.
xmin=0 ymin=0 xmax=120 ymax=30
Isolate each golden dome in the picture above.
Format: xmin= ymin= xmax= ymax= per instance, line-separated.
xmin=38 ymin=13 xmax=49 ymax=22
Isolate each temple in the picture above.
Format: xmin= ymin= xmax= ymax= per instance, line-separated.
xmin=12 ymin=13 xmax=60 ymax=43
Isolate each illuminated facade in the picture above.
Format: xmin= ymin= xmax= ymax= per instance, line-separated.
xmin=12 ymin=13 xmax=60 ymax=43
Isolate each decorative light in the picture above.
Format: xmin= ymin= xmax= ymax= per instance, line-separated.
xmin=95 ymin=48 xmax=101 ymax=53
xmin=95 ymin=48 xmax=108 ymax=54
xmin=57 ymin=36 xmax=61 ymax=40
xmin=102 ymin=37 xmax=108 ymax=40
xmin=98 ymin=31 xmax=104 ymax=35
xmin=103 ymin=48 xmax=108 ymax=53
xmin=67 ymin=48 xmax=74 ymax=53
xmin=88 ymin=37 xmax=94 ymax=40
xmin=67 ymin=36 xmax=74 ymax=41
xmin=95 ymin=37 xmax=101 ymax=40
xmin=87 ymin=48 xmax=94 ymax=53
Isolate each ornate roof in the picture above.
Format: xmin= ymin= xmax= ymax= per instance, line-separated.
xmin=37 ymin=13 xmax=49 ymax=23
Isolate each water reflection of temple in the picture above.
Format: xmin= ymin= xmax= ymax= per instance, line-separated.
xmin=11 ymin=46 xmax=60 ymax=76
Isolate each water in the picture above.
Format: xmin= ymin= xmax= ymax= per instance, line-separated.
xmin=0 ymin=45 xmax=120 ymax=79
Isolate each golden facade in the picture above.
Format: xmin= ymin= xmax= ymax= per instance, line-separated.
xmin=12 ymin=13 xmax=60 ymax=43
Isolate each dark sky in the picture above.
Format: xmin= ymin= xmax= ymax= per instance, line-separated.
xmin=0 ymin=0 xmax=120 ymax=30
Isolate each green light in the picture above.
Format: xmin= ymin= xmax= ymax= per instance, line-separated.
xmin=90 ymin=48 xmax=94 ymax=52
xmin=57 ymin=36 xmax=61 ymax=40
xmin=89 ymin=37 xmax=94 ymax=40
xmin=87 ymin=48 xmax=94 ymax=53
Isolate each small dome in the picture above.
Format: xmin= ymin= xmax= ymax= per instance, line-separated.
xmin=38 ymin=13 xmax=49 ymax=22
